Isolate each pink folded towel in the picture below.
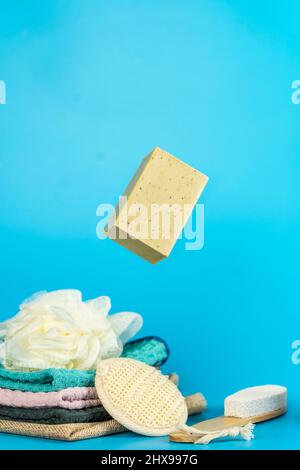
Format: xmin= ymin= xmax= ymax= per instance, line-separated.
xmin=0 ymin=387 xmax=100 ymax=409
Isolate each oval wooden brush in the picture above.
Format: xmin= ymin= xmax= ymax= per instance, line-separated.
xmin=95 ymin=358 xmax=206 ymax=437
xmin=169 ymin=385 xmax=287 ymax=444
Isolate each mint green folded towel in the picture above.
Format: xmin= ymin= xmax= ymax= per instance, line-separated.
xmin=0 ymin=336 xmax=169 ymax=392
xmin=0 ymin=367 xmax=95 ymax=392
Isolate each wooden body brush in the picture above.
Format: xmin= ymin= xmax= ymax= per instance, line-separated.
xmin=169 ymin=385 xmax=287 ymax=444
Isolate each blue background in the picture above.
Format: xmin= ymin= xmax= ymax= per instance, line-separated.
xmin=0 ymin=0 xmax=300 ymax=450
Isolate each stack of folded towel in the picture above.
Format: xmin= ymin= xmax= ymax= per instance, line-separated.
xmin=0 ymin=290 xmax=172 ymax=440
xmin=0 ymin=336 xmax=170 ymax=441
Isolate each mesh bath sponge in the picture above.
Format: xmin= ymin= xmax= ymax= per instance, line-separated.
xmin=95 ymin=358 xmax=188 ymax=436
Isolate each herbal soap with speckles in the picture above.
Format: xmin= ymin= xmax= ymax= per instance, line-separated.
xmin=106 ymin=147 xmax=209 ymax=264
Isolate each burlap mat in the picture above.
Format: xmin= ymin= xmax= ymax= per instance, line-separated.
xmin=0 ymin=418 xmax=126 ymax=441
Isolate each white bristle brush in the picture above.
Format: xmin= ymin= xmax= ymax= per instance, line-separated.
xmin=169 ymin=385 xmax=287 ymax=444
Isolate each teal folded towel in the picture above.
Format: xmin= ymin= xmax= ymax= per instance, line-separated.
xmin=0 ymin=367 xmax=95 ymax=392
xmin=0 ymin=336 xmax=169 ymax=392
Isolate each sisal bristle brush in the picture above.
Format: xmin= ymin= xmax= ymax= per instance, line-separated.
xmin=169 ymin=385 xmax=287 ymax=444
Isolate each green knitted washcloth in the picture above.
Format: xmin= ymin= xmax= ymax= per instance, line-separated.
xmin=122 ymin=336 xmax=169 ymax=367
xmin=0 ymin=336 xmax=169 ymax=392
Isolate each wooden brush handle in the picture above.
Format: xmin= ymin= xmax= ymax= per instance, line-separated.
xmin=168 ymin=374 xmax=206 ymax=416
xmin=168 ymin=373 xmax=179 ymax=386
xmin=169 ymin=407 xmax=287 ymax=443
xmin=185 ymin=393 xmax=207 ymax=416
xmin=169 ymin=372 xmax=207 ymax=416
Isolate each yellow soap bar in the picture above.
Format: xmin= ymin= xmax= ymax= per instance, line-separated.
xmin=106 ymin=147 xmax=208 ymax=264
